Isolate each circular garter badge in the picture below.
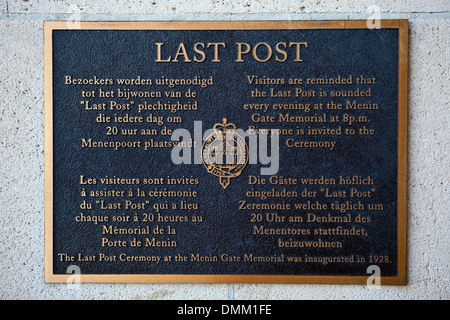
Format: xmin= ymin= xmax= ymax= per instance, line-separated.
xmin=202 ymin=119 xmax=249 ymax=189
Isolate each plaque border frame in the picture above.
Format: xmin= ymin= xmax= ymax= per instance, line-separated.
xmin=44 ymin=20 xmax=408 ymax=285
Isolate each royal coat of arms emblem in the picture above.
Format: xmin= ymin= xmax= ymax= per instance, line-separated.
xmin=202 ymin=119 xmax=249 ymax=189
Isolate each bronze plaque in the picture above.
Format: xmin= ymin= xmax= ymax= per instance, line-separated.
xmin=45 ymin=21 xmax=407 ymax=284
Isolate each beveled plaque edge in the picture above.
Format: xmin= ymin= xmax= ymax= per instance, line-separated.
xmin=44 ymin=20 xmax=408 ymax=285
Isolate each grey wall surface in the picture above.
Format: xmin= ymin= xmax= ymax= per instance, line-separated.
xmin=0 ymin=0 xmax=448 ymax=300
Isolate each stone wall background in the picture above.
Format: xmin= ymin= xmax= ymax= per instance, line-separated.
xmin=0 ymin=0 xmax=448 ymax=299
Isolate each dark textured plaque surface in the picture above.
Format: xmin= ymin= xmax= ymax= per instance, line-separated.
xmin=45 ymin=21 xmax=407 ymax=284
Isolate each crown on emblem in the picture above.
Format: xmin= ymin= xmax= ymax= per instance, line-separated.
xmin=203 ymin=118 xmax=248 ymax=190
xmin=214 ymin=118 xmax=236 ymax=135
